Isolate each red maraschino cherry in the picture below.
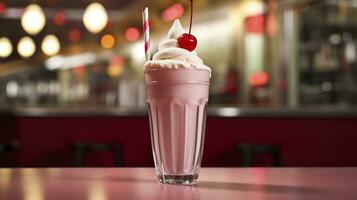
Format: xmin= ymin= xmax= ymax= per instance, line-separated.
xmin=178 ymin=0 xmax=197 ymax=52
xmin=178 ymin=33 xmax=197 ymax=51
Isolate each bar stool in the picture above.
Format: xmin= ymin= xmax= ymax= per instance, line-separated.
xmin=0 ymin=140 xmax=20 ymax=153
xmin=237 ymin=143 xmax=282 ymax=167
xmin=0 ymin=140 xmax=20 ymax=167
xmin=71 ymin=142 xmax=124 ymax=167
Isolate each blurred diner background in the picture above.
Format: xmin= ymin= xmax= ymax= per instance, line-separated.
xmin=1 ymin=0 xmax=357 ymax=168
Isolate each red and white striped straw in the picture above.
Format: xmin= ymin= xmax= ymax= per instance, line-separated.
xmin=142 ymin=7 xmax=150 ymax=61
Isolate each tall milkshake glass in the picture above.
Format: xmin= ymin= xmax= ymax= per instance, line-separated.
xmin=145 ymin=67 xmax=209 ymax=185
xmin=144 ymin=20 xmax=211 ymax=185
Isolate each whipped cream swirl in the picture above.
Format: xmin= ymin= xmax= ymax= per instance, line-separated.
xmin=144 ymin=20 xmax=210 ymax=72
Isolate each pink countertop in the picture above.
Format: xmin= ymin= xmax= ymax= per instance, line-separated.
xmin=0 ymin=168 xmax=356 ymax=200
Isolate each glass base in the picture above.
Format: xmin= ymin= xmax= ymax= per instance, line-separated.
xmin=158 ymin=174 xmax=198 ymax=185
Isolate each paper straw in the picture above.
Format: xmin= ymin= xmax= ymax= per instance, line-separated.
xmin=142 ymin=7 xmax=150 ymax=61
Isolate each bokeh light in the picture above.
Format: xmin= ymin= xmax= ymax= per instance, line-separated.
xmin=0 ymin=2 xmax=7 ymax=14
xmin=101 ymin=34 xmax=115 ymax=49
xmin=0 ymin=37 xmax=13 ymax=58
xmin=107 ymin=65 xmax=123 ymax=77
xmin=83 ymin=3 xmax=108 ymax=34
xmin=111 ymin=56 xmax=124 ymax=66
xmin=72 ymin=65 xmax=85 ymax=75
xmin=41 ymin=34 xmax=61 ymax=56
xmin=68 ymin=28 xmax=81 ymax=42
xmin=249 ymin=71 xmax=269 ymax=87
xmin=107 ymin=56 xmax=124 ymax=77
xmin=53 ymin=11 xmax=66 ymax=26
xmin=125 ymin=28 xmax=140 ymax=42
xmin=17 ymin=36 xmax=36 ymax=58
xmin=246 ymin=15 xmax=265 ymax=34
xmin=21 ymin=4 xmax=46 ymax=35
xmin=6 ymin=81 xmax=18 ymax=98
xmin=161 ymin=3 xmax=184 ymax=22
xmin=241 ymin=0 xmax=266 ymax=16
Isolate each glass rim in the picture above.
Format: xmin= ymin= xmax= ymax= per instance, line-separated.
xmin=145 ymin=80 xmax=210 ymax=86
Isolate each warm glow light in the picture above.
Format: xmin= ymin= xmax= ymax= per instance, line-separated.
xmin=266 ymin=0 xmax=276 ymax=36
xmin=83 ymin=3 xmax=108 ymax=34
xmin=111 ymin=56 xmax=124 ymax=66
xmin=107 ymin=65 xmax=123 ymax=77
xmin=21 ymin=4 xmax=46 ymax=35
xmin=125 ymin=27 xmax=140 ymax=42
xmin=68 ymin=28 xmax=81 ymax=42
xmin=249 ymin=71 xmax=269 ymax=87
xmin=101 ymin=34 xmax=115 ymax=49
xmin=241 ymin=1 xmax=266 ymax=16
xmin=17 ymin=36 xmax=36 ymax=58
xmin=267 ymin=13 xmax=276 ymax=36
xmin=0 ymin=2 xmax=7 ymax=14
xmin=0 ymin=37 xmax=13 ymax=58
xmin=53 ymin=11 xmax=66 ymax=26
xmin=162 ymin=3 xmax=185 ymax=22
xmin=21 ymin=169 xmax=44 ymax=200
xmin=107 ymin=56 xmax=124 ymax=77
xmin=72 ymin=65 xmax=85 ymax=75
xmin=246 ymin=15 xmax=265 ymax=34
xmin=41 ymin=34 xmax=60 ymax=56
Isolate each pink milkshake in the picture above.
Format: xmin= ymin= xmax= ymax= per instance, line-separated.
xmin=144 ymin=20 xmax=211 ymax=185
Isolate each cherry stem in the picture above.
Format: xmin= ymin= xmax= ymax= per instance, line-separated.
xmin=189 ymin=0 xmax=193 ymax=36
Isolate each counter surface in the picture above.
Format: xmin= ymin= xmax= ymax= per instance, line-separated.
xmin=0 ymin=168 xmax=356 ymax=200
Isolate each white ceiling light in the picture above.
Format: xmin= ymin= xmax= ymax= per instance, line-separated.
xmin=241 ymin=1 xmax=266 ymax=16
xmin=45 ymin=52 xmax=97 ymax=70
xmin=83 ymin=3 xmax=108 ymax=34
xmin=0 ymin=37 xmax=13 ymax=58
xmin=17 ymin=36 xmax=36 ymax=58
xmin=21 ymin=4 xmax=46 ymax=35
xmin=41 ymin=34 xmax=61 ymax=56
